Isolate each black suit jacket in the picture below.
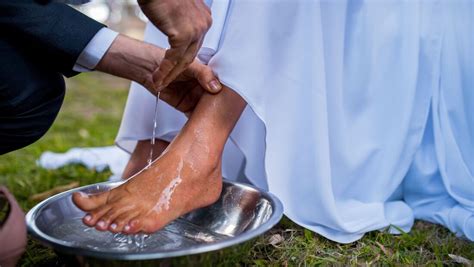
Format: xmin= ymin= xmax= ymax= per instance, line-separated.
xmin=0 ymin=0 xmax=104 ymax=77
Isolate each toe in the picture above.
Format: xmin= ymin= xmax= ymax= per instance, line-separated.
xmin=101 ymin=207 xmax=128 ymax=227
xmin=123 ymin=218 xmax=143 ymax=234
xmin=73 ymin=191 xmax=110 ymax=211
xmin=101 ymin=206 xmax=133 ymax=231
xmin=110 ymin=211 xmax=139 ymax=233
xmin=141 ymin=217 xmax=167 ymax=234
xmin=134 ymin=213 xmax=167 ymax=234
xmin=83 ymin=205 xmax=111 ymax=228
xmin=97 ymin=209 xmax=118 ymax=231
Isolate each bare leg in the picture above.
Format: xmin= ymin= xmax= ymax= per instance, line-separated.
xmin=73 ymin=87 xmax=246 ymax=233
xmin=121 ymin=139 xmax=169 ymax=179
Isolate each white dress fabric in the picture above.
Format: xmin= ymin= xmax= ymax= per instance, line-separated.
xmin=117 ymin=0 xmax=474 ymax=243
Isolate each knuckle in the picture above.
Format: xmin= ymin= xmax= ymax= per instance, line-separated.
xmin=189 ymin=24 xmax=201 ymax=34
xmin=204 ymin=68 xmax=214 ymax=76
xmin=205 ymin=16 xmax=212 ymax=27
xmin=198 ymin=21 xmax=208 ymax=32
xmin=168 ymin=29 xmax=180 ymax=39
xmin=174 ymin=32 xmax=193 ymax=44
xmin=162 ymin=58 xmax=178 ymax=67
xmin=184 ymin=57 xmax=194 ymax=65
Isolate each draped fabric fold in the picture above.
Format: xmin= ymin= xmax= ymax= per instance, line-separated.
xmin=116 ymin=0 xmax=474 ymax=243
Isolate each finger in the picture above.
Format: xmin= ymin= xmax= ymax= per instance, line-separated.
xmin=161 ymin=40 xmax=201 ymax=88
xmin=175 ymin=84 xmax=204 ymax=113
xmin=152 ymin=37 xmax=200 ymax=87
xmin=159 ymin=81 xmax=189 ymax=108
xmin=192 ymin=64 xmax=222 ymax=94
xmin=154 ymin=45 xmax=188 ymax=90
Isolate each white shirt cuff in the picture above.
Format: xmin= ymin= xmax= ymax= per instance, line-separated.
xmin=73 ymin=28 xmax=119 ymax=72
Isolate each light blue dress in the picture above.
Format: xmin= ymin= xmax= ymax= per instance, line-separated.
xmin=117 ymin=0 xmax=474 ymax=243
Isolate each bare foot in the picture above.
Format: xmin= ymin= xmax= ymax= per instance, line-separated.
xmin=73 ymin=134 xmax=222 ymax=234
xmin=74 ymin=86 xmax=246 ymax=234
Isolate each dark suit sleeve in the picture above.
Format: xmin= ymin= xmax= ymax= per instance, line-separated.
xmin=0 ymin=0 xmax=105 ymax=77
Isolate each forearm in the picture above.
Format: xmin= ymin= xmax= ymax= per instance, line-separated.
xmin=95 ymin=34 xmax=164 ymax=92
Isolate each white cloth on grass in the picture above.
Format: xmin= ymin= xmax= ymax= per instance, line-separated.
xmin=38 ymin=146 xmax=129 ymax=181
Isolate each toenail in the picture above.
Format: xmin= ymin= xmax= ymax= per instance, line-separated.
xmin=97 ymin=221 xmax=105 ymax=228
xmin=79 ymin=192 xmax=89 ymax=198
xmin=124 ymin=225 xmax=130 ymax=231
xmin=110 ymin=223 xmax=117 ymax=230
xmin=84 ymin=214 xmax=92 ymax=221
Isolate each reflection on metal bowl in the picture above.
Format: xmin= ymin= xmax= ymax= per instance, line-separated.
xmin=26 ymin=180 xmax=283 ymax=260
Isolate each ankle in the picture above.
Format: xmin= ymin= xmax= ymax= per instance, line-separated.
xmin=168 ymin=125 xmax=222 ymax=168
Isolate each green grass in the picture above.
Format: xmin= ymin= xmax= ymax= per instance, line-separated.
xmin=0 ymin=73 xmax=473 ymax=266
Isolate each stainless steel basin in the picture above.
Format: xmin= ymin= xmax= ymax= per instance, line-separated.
xmin=26 ymin=180 xmax=283 ymax=260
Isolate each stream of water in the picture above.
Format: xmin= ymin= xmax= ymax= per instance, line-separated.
xmin=147 ymin=92 xmax=161 ymax=167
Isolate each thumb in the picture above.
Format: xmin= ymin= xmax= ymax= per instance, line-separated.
xmin=193 ymin=64 xmax=222 ymax=94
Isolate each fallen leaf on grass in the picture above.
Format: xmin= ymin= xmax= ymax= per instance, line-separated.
xmin=375 ymin=241 xmax=391 ymax=256
xmin=78 ymin=128 xmax=90 ymax=139
xmin=368 ymin=253 xmax=380 ymax=265
xmin=448 ymin=254 xmax=472 ymax=266
xmin=29 ymin=182 xmax=80 ymax=202
xmin=268 ymin=234 xmax=285 ymax=247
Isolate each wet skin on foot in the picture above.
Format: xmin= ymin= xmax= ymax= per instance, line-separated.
xmin=72 ymin=149 xmax=222 ymax=234
xmin=73 ymin=87 xmax=246 ymax=234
